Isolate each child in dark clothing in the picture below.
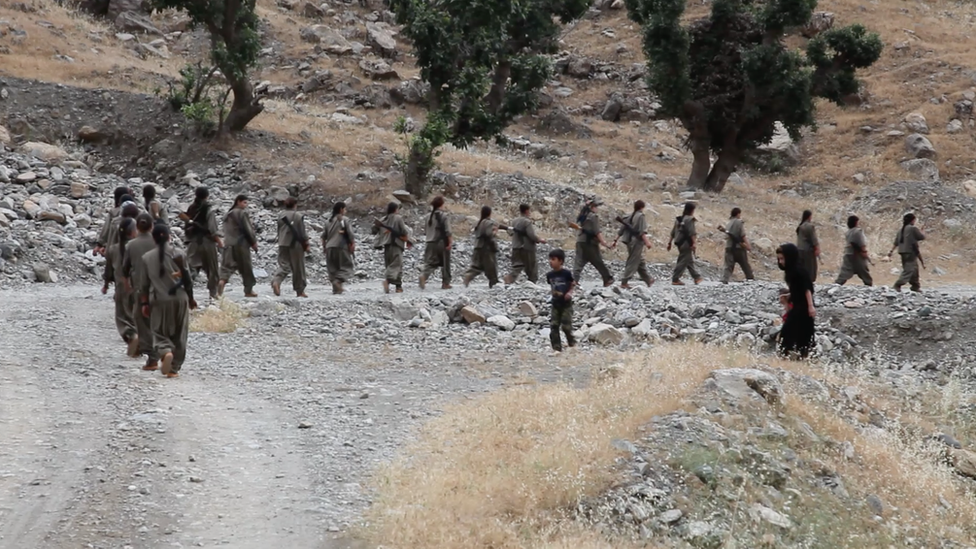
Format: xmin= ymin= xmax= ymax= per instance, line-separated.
xmin=546 ymin=249 xmax=576 ymax=352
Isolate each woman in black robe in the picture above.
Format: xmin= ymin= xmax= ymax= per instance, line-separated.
xmin=776 ymin=243 xmax=816 ymax=358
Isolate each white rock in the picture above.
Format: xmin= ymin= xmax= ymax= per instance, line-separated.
xmin=460 ymin=306 xmax=486 ymax=324
xmin=518 ymin=301 xmax=538 ymax=317
xmin=20 ymin=142 xmax=68 ymax=162
xmin=487 ymin=315 xmax=516 ymax=331
xmin=588 ymin=323 xmax=624 ymax=345
xmin=904 ymin=112 xmax=929 ymax=134
xmin=751 ymin=504 xmax=793 ymax=529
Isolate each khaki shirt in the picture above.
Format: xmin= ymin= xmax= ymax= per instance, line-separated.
xmin=123 ymin=232 xmax=156 ymax=290
xmin=277 ymin=210 xmax=308 ymax=248
xmin=844 ymin=227 xmax=867 ymax=255
xmin=473 ymin=219 xmax=498 ymax=250
xmin=97 ymin=207 xmax=121 ymax=247
xmin=796 ymin=221 xmax=818 ymax=251
xmin=894 ymin=225 xmax=925 ymax=255
xmin=324 ymin=215 xmax=355 ymax=249
xmin=725 ymin=218 xmax=745 ymax=250
xmin=376 ymin=213 xmax=408 ymax=250
xmin=425 ymin=210 xmax=451 ymax=243
xmin=618 ymin=211 xmax=647 ymax=245
xmin=576 ymin=212 xmax=601 ymax=244
xmin=186 ymin=205 xmax=221 ymax=241
xmin=671 ymin=216 xmax=696 ymax=248
xmin=140 ymin=243 xmax=189 ymax=302
xmin=104 ymin=243 xmax=125 ymax=285
xmin=510 ymin=216 xmax=540 ymax=250
xmin=149 ymin=199 xmax=170 ymax=225
xmin=223 ymin=207 xmax=256 ymax=248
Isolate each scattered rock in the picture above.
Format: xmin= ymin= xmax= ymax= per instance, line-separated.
xmin=801 ymin=11 xmax=834 ymax=38
xmin=588 ymin=323 xmax=624 ymax=345
xmin=114 ymin=11 xmax=162 ymax=35
xmin=33 ymin=263 xmax=55 ymax=283
xmin=365 ymin=22 xmax=397 ymax=58
xmin=460 ymin=306 xmax=487 ymax=325
xmin=20 ymin=142 xmax=68 ymax=163
xmin=951 ymin=449 xmax=976 ymax=479
xmin=487 ymin=315 xmax=516 ymax=331
xmin=518 ymin=301 xmax=538 ymax=317
xmin=900 ymin=158 xmax=940 ymax=183
xmin=904 ymin=133 xmax=936 ymax=159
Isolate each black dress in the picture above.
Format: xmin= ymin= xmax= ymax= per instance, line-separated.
xmin=779 ymin=268 xmax=815 ymax=358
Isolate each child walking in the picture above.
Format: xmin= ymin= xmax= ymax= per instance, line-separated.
xmin=545 ymin=249 xmax=577 ymax=352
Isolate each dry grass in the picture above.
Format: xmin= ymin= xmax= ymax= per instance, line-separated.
xmin=362 ymin=343 xmax=749 ymax=549
xmin=189 ymin=297 xmax=248 ymax=333
xmin=0 ymin=1 xmax=181 ymax=89
xmin=787 ymin=396 xmax=976 ymax=545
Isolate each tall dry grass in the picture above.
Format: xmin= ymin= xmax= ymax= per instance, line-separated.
xmin=362 ymin=344 xmax=750 ymax=549
xmin=189 ymin=297 xmax=248 ymax=333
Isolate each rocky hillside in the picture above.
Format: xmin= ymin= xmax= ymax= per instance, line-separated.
xmin=3 ymin=0 xmax=976 ymax=284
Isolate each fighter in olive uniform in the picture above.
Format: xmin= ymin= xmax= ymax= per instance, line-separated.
xmin=835 ymin=215 xmax=873 ymax=286
xmin=887 ymin=213 xmax=926 ymax=292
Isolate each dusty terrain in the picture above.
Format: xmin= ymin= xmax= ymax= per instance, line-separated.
xmin=5 ymin=0 xmax=976 ymax=547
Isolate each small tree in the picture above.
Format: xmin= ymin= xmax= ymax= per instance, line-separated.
xmin=152 ymin=0 xmax=264 ymax=132
xmin=390 ymin=0 xmax=591 ymax=197
xmin=625 ymin=0 xmax=882 ymax=192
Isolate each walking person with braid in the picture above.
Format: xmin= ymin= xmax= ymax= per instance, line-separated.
xmin=615 ymin=199 xmax=654 ymax=289
xmin=95 ymin=186 xmax=132 ymax=256
xmin=463 ymin=206 xmax=501 ymax=288
xmin=572 ymin=198 xmax=614 ymax=287
xmin=122 ymin=213 xmax=160 ymax=370
xmin=419 ymin=196 xmax=453 ymax=290
xmin=796 ymin=209 xmax=820 ymax=284
xmin=720 ymin=207 xmax=754 ymax=284
xmin=139 ymin=224 xmax=197 ymax=378
xmin=669 ymin=202 xmax=702 ymax=285
xmin=218 ymin=194 xmax=259 ymax=298
xmin=504 ymin=204 xmax=546 ymax=284
xmin=835 ymin=215 xmax=873 ymax=286
xmin=142 ymin=184 xmax=170 ymax=226
xmin=272 ymin=197 xmax=310 ymax=297
xmin=372 ymin=201 xmax=411 ymax=294
xmin=181 ymin=187 xmax=223 ymax=299
xmin=323 ymin=201 xmax=356 ymax=294
xmin=887 ymin=213 xmax=926 ymax=293
xmin=103 ymin=217 xmax=140 ymax=358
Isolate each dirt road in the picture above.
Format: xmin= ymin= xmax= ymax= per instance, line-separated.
xmin=0 ymin=284 xmax=529 ymax=549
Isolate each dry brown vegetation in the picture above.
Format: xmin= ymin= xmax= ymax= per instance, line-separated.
xmin=189 ymin=297 xmax=248 ymax=333
xmin=362 ymin=343 xmax=976 ymax=549
xmin=4 ymin=0 xmax=976 ymax=282
xmin=362 ymin=343 xmax=736 ymax=549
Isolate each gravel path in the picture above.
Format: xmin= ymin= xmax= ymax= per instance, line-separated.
xmin=0 ymin=282 xmax=576 ymax=548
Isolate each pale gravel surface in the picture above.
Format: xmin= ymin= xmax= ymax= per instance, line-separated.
xmin=0 ymin=282 xmax=585 ymax=549
xmin=4 ymin=275 xmax=976 ymax=548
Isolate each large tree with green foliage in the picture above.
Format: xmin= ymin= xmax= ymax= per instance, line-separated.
xmin=152 ymin=0 xmax=264 ymax=132
xmin=390 ymin=0 xmax=591 ymax=196
xmin=625 ymin=0 xmax=882 ymax=192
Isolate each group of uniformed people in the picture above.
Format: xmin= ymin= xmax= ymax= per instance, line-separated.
xmin=94 ymin=186 xmax=928 ymax=374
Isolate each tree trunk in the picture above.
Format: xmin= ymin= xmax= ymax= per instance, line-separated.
xmin=485 ymin=61 xmax=511 ymax=114
xmin=686 ymin=137 xmax=711 ymax=189
xmin=703 ymin=147 xmax=741 ymax=193
xmin=224 ymin=76 xmax=263 ymax=132
xmin=404 ymin=142 xmax=431 ymax=198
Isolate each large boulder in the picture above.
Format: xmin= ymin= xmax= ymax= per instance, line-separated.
xmin=951 ymin=449 xmax=976 ymax=479
xmin=904 ymin=133 xmax=936 ymax=159
xmin=114 ymin=11 xmax=162 ymax=35
xmin=900 ymin=159 xmax=940 ymax=183
xmin=300 ymin=25 xmax=354 ymax=55
xmin=487 ymin=315 xmax=516 ymax=331
xmin=800 ymin=11 xmax=834 ymax=38
xmin=460 ymin=306 xmax=487 ymax=324
xmin=588 ymin=323 xmax=624 ymax=345
xmin=366 ymin=22 xmax=397 ymax=58
xmin=20 ymin=142 xmax=68 ymax=163
xmin=751 ymin=122 xmax=800 ymax=168
xmin=107 ymin=0 xmax=149 ymax=19
xmin=706 ymin=368 xmax=783 ymax=406
xmin=903 ymin=112 xmax=929 ymax=134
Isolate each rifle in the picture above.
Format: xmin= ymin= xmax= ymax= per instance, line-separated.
xmin=717 ymin=224 xmax=750 ymax=251
xmin=282 ymin=214 xmax=310 ymax=250
xmin=568 ymin=221 xmax=598 ymax=239
xmin=916 ymin=248 xmax=926 ymax=270
xmin=373 ymin=218 xmax=413 ymax=246
xmin=615 ymin=216 xmax=642 ymax=237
